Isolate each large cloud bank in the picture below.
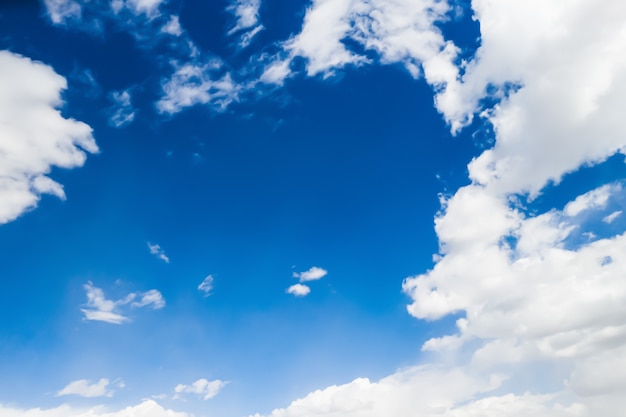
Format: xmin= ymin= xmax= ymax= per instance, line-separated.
xmin=250 ymin=0 xmax=626 ymax=416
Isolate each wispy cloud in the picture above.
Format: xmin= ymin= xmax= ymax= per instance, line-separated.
xmin=108 ymin=89 xmax=136 ymax=128
xmin=604 ymin=210 xmax=622 ymax=224
xmin=43 ymin=0 xmax=82 ymax=25
xmin=198 ymin=275 xmax=214 ymax=297
xmin=173 ymin=378 xmax=227 ymax=401
xmin=81 ymin=282 xmax=165 ymax=324
xmin=227 ymin=0 xmax=264 ymax=48
xmin=56 ymin=378 xmax=115 ymax=398
xmin=157 ymin=60 xmax=240 ymax=115
xmin=148 ymin=242 xmax=170 ymax=263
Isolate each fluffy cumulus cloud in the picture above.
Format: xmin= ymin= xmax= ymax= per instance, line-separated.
xmin=173 ymin=378 xmax=227 ymax=401
xmin=0 ymin=400 xmax=191 ymax=417
xmin=0 ymin=51 xmax=97 ymax=225
xmin=286 ymin=283 xmax=310 ymax=297
xmin=260 ymin=0 xmax=456 ymax=86
xmin=81 ymin=282 xmax=165 ymax=324
xmin=293 ymin=266 xmax=327 ymax=282
xmin=56 ymin=378 xmax=114 ymax=398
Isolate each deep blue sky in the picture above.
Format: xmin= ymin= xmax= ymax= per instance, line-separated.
xmin=3 ymin=1 xmax=625 ymax=417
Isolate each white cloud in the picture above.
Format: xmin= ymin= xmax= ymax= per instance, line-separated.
xmin=108 ymin=89 xmax=136 ymax=128
xmin=604 ymin=210 xmax=622 ymax=224
xmin=131 ymin=289 xmax=166 ymax=309
xmin=227 ymin=0 xmax=264 ymax=48
xmin=148 ymin=242 xmax=170 ymax=263
xmin=173 ymin=378 xmax=227 ymax=401
xmin=564 ymin=184 xmax=615 ymax=217
xmin=161 ymin=15 xmax=182 ymax=36
xmin=119 ymin=0 xmax=166 ymax=18
xmin=286 ymin=283 xmax=311 ymax=297
xmin=43 ymin=0 xmax=82 ymax=25
xmin=81 ymin=282 xmax=165 ymax=324
xmin=0 ymin=400 xmax=191 ymax=417
xmin=293 ymin=266 xmax=327 ymax=282
xmin=198 ymin=275 xmax=214 ymax=296
xmin=157 ymin=60 xmax=240 ymax=115
xmin=259 ymin=0 xmax=454 ymax=86
xmin=56 ymin=378 xmax=113 ymax=398
xmin=251 ymin=0 xmax=626 ymax=415
xmin=0 ymin=50 xmax=97 ymax=225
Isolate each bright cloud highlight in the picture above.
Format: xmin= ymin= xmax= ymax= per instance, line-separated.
xmin=0 ymin=50 xmax=97 ymax=224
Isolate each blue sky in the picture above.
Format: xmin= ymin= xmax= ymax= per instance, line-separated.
xmin=1 ymin=1 xmax=626 ymax=416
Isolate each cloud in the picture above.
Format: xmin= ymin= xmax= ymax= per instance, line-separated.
xmin=251 ymin=0 xmax=626 ymax=415
xmin=161 ymin=15 xmax=182 ymax=36
xmin=293 ymin=266 xmax=327 ymax=282
xmin=131 ymin=289 xmax=166 ymax=309
xmin=43 ymin=0 xmax=82 ymax=25
xmin=157 ymin=60 xmax=240 ymax=115
xmin=0 ymin=400 xmax=192 ymax=417
xmin=108 ymin=89 xmax=136 ymax=128
xmin=173 ymin=378 xmax=227 ymax=401
xmin=227 ymin=0 xmax=264 ymax=48
xmin=56 ymin=378 xmax=114 ymax=398
xmin=113 ymin=0 xmax=166 ymax=18
xmin=287 ymin=266 xmax=326 ymax=296
xmin=604 ymin=210 xmax=622 ymax=224
xmin=259 ymin=0 xmax=454 ymax=86
xmin=148 ymin=242 xmax=170 ymax=263
xmin=81 ymin=282 xmax=165 ymax=324
xmin=286 ymin=283 xmax=311 ymax=297
xmin=0 ymin=50 xmax=97 ymax=225
xmin=198 ymin=275 xmax=214 ymax=296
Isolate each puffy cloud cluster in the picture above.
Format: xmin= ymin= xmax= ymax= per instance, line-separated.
xmin=260 ymin=0 xmax=457 ymax=87
xmin=81 ymin=282 xmax=165 ymax=324
xmin=287 ymin=266 xmax=328 ymax=297
xmin=0 ymin=51 xmax=97 ymax=225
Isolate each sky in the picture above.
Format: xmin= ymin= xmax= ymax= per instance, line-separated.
xmin=1 ymin=0 xmax=626 ymax=416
